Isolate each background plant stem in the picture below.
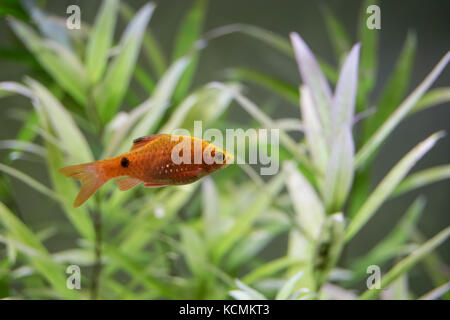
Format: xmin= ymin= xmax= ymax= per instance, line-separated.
xmin=90 ymin=195 xmax=102 ymax=300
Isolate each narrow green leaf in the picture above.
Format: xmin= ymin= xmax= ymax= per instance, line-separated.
xmin=8 ymin=111 xmax=39 ymax=160
xmin=16 ymin=80 xmax=95 ymax=239
xmin=0 ymin=0 xmax=29 ymax=20
xmin=159 ymin=92 xmax=198 ymax=133
xmin=226 ymin=226 xmax=285 ymax=271
xmin=276 ymin=270 xmax=304 ymax=300
xmin=356 ymin=0 xmax=378 ymax=113
xmin=230 ymin=280 xmax=267 ymax=300
xmin=363 ymin=33 xmax=417 ymax=143
xmin=242 ymin=257 xmax=302 ymax=285
xmin=322 ymin=44 xmax=359 ymax=212
xmin=172 ymin=0 xmax=207 ymax=101
xmin=26 ymin=78 xmax=93 ymax=163
xmin=355 ymin=52 xmax=450 ymax=169
xmin=0 ymin=139 xmax=46 ymax=159
xmin=52 ymin=248 xmax=95 ymax=266
xmin=0 ymin=163 xmax=60 ymax=202
xmin=321 ymin=283 xmax=356 ymax=300
xmin=0 ymin=204 xmax=46 ymax=253
xmin=359 ymin=226 xmax=450 ymax=299
xmin=119 ymin=184 xmax=197 ymax=253
xmin=103 ymin=56 xmax=191 ymax=157
xmin=104 ymin=244 xmax=178 ymax=298
xmin=172 ymin=0 xmax=206 ymax=59
xmin=0 ymin=202 xmax=80 ymax=299
xmin=300 ymin=85 xmax=328 ymax=174
xmin=350 ymin=33 xmax=415 ymax=219
xmin=418 ymin=281 xmax=450 ymax=300
xmin=274 ymin=119 xmax=304 ymax=132
xmin=141 ymin=31 xmax=167 ymax=78
xmin=0 ymin=81 xmax=33 ymax=99
xmin=161 ymin=83 xmax=235 ymax=133
xmin=134 ymin=65 xmax=156 ymax=93
xmin=223 ymin=24 xmax=292 ymax=55
xmin=22 ymin=0 xmax=71 ymax=48
xmin=85 ymin=0 xmax=119 ymax=84
xmin=347 ymin=168 xmax=371 ymax=217
xmin=9 ymin=19 xmax=88 ymax=105
xmin=203 ymin=23 xmax=339 ymax=83
xmin=213 ymin=173 xmax=285 ymax=263
xmin=180 ymin=226 xmax=208 ymax=279
xmin=95 ymin=3 xmax=155 ymax=123
xmin=410 ymin=229 xmax=450 ymax=298
xmin=126 ymin=56 xmax=191 ymax=143
xmin=290 ymin=32 xmax=332 ymax=134
xmin=389 ymin=275 xmax=410 ymax=300
xmin=0 ymin=79 xmax=92 ymax=163
xmin=392 ymin=165 xmax=450 ymax=198
xmin=283 ymin=161 xmax=325 ymax=240
xmin=332 ymin=43 xmax=360 ymax=129
xmin=320 ymin=5 xmax=351 ymax=61
xmin=411 ymin=87 xmax=450 ymax=114
xmin=228 ymin=68 xmax=298 ymax=104
xmin=188 ymin=83 xmax=235 ymax=127
xmin=346 ymin=132 xmax=444 ymax=242
xmin=45 ymin=139 xmax=95 ymax=240
xmin=119 ymin=1 xmax=167 ymax=77
xmin=201 ymin=177 xmax=220 ymax=242
xmin=210 ymin=82 xmax=311 ymax=167
xmin=323 ymin=126 xmax=355 ymax=213
xmin=350 ymin=196 xmax=426 ymax=280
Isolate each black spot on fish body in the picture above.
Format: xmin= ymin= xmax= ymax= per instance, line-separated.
xmin=121 ymin=157 xmax=130 ymax=168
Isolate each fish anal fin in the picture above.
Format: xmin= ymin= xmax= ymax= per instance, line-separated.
xmin=115 ymin=176 xmax=142 ymax=191
xmin=143 ymin=183 xmax=168 ymax=188
xmin=130 ymin=135 xmax=161 ymax=151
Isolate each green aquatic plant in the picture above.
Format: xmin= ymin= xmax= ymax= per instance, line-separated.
xmin=0 ymin=0 xmax=233 ymax=299
xmin=214 ymin=3 xmax=450 ymax=300
xmin=0 ymin=0 xmax=449 ymax=300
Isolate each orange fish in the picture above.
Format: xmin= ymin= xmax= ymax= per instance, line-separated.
xmin=59 ymin=134 xmax=234 ymax=207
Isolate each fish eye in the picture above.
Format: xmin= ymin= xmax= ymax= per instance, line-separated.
xmin=215 ymin=152 xmax=224 ymax=163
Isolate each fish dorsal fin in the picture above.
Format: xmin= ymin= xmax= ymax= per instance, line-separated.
xmin=130 ymin=135 xmax=160 ymax=151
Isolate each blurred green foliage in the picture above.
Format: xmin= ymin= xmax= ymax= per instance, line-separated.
xmin=0 ymin=0 xmax=449 ymax=300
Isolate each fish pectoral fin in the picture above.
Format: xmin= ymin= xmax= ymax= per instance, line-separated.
xmin=130 ymin=134 xmax=161 ymax=151
xmin=115 ymin=176 xmax=142 ymax=191
xmin=143 ymin=183 xmax=168 ymax=188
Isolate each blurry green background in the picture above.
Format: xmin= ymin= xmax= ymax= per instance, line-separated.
xmin=0 ymin=0 xmax=449 ymax=297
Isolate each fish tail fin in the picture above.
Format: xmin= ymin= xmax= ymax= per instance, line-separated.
xmin=59 ymin=162 xmax=108 ymax=207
